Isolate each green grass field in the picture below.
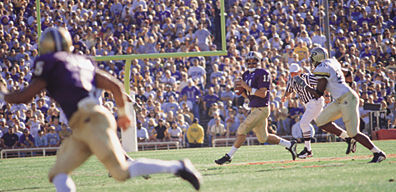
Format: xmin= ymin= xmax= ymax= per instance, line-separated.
xmin=1 ymin=140 xmax=395 ymax=192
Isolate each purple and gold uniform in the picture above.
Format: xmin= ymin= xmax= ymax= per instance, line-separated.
xmin=237 ymin=68 xmax=271 ymax=143
xmin=33 ymin=52 xmax=130 ymax=182
xmin=32 ymin=52 xmax=95 ymax=119
xmin=241 ymin=69 xmax=271 ymax=107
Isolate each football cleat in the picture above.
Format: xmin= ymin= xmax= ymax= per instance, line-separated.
xmin=175 ymin=159 xmax=202 ymax=191
xmin=345 ymin=138 xmax=357 ymax=154
xmin=369 ymin=152 xmax=386 ymax=163
xmin=297 ymin=147 xmax=313 ymax=159
xmin=215 ymin=154 xmax=232 ymax=165
xmin=286 ymin=140 xmax=297 ymax=160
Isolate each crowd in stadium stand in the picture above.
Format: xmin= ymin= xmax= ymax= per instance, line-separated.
xmin=0 ymin=0 xmax=395 ymax=151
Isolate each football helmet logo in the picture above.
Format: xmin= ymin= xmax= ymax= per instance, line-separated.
xmin=39 ymin=27 xmax=73 ymax=54
xmin=245 ymin=51 xmax=262 ymax=72
xmin=310 ymin=47 xmax=328 ymax=67
xmin=245 ymin=51 xmax=262 ymax=62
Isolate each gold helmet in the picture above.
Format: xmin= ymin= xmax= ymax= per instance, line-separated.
xmin=39 ymin=27 xmax=73 ymax=54
xmin=310 ymin=47 xmax=328 ymax=67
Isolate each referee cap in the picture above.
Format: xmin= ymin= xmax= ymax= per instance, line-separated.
xmin=289 ymin=63 xmax=301 ymax=73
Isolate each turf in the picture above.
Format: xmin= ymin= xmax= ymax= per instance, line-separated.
xmin=0 ymin=140 xmax=395 ymax=192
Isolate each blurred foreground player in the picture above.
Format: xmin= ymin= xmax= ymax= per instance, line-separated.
xmin=0 ymin=27 xmax=201 ymax=191
xmin=215 ymin=51 xmax=297 ymax=165
xmin=295 ymin=47 xmax=386 ymax=163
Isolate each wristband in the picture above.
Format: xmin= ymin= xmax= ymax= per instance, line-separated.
xmin=251 ymin=88 xmax=257 ymax=95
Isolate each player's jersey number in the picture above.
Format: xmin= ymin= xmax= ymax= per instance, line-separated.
xmin=34 ymin=61 xmax=44 ymax=76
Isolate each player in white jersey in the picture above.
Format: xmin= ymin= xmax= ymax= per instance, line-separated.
xmin=295 ymin=47 xmax=386 ymax=163
xmin=282 ymin=63 xmax=325 ymax=158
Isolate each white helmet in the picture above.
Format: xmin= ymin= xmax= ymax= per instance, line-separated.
xmin=245 ymin=51 xmax=262 ymax=62
xmin=245 ymin=51 xmax=262 ymax=72
xmin=310 ymin=47 xmax=328 ymax=67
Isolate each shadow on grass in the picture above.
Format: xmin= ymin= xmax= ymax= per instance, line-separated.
xmin=2 ymin=186 xmax=53 ymax=191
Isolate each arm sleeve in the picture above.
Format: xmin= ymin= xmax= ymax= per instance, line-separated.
xmin=306 ymin=74 xmax=318 ymax=86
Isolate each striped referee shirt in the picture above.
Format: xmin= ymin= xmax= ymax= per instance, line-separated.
xmin=285 ymin=73 xmax=318 ymax=104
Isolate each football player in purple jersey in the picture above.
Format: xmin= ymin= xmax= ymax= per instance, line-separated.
xmin=0 ymin=27 xmax=201 ymax=191
xmin=215 ymin=51 xmax=297 ymax=165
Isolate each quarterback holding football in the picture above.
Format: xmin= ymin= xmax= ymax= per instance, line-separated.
xmin=215 ymin=51 xmax=298 ymax=165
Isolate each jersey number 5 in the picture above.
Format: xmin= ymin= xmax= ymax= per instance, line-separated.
xmin=34 ymin=61 xmax=44 ymax=76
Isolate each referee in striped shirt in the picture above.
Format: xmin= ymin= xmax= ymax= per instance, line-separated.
xmin=281 ymin=63 xmax=325 ymax=158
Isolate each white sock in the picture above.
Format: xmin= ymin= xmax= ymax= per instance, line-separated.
xmin=227 ymin=146 xmax=239 ymax=158
xmin=126 ymin=157 xmax=134 ymax=163
xmin=339 ymin=132 xmax=348 ymax=139
xmin=128 ymin=158 xmax=182 ymax=178
xmin=279 ymin=139 xmax=291 ymax=148
xmin=305 ymin=140 xmax=311 ymax=151
xmin=53 ymin=173 xmax=76 ymax=192
xmin=370 ymin=146 xmax=381 ymax=153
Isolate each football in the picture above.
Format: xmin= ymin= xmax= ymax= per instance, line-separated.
xmin=235 ymin=86 xmax=246 ymax=95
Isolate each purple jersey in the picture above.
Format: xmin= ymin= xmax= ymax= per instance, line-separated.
xmin=242 ymin=69 xmax=271 ymax=107
xmin=32 ymin=52 xmax=96 ymax=120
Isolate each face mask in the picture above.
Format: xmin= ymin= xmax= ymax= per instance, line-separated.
xmin=248 ymin=68 xmax=256 ymax=72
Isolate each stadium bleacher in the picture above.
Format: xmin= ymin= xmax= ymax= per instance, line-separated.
xmin=0 ymin=0 xmax=395 ymax=155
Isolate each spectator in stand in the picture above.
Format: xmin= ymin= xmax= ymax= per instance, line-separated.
xmin=181 ymin=79 xmax=201 ymax=119
xmin=152 ymin=119 xmax=169 ymax=141
xmin=220 ymin=84 xmax=235 ymax=104
xmin=163 ymin=95 xmax=180 ymax=114
xmin=188 ymin=58 xmax=206 ymax=90
xmin=169 ymin=122 xmax=183 ymax=142
xmin=203 ymin=87 xmax=220 ymax=117
xmin=225 ymin=106 xmax=239 ymax=137
xmin=311 ymin=25 xmax=326 ymax=47
xmin=160 ymin=69 xmax=176 ymax=86
xmin=46 ymin=126 xmax=60 ymax=147
xmin=146 ymin=118 xmax=157 ymax=140
xmin=209 ymin=116 xmax=226 ymax=139
xmin=187 ymin=118 xmax=204 ymax=148
xmin=194 ymin=23 xmax=213 ymax=51
xmin=35 ymin=130 xmax=48 ymax=147
xmin=1 ymin=127 xmax=19 ymax=149
xmin=19 ymin=128 xmax=35 ymax=148
xmin=293 ymin=39 xmax=309 ymax=62
xmin=136 ymin=121 xmax=149 ymax=142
